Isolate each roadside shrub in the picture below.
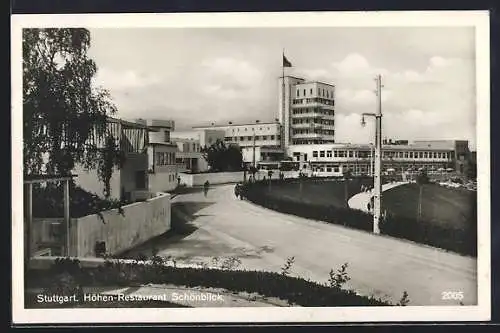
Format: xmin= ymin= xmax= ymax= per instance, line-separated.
xmin=28 ymin=259 xmax=391 ymax=307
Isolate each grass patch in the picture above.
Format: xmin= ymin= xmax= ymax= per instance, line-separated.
xmin=382 ymin=183 xmax=476 ymax=230
xmin=241 ymin=178 xmax=476 ymax=256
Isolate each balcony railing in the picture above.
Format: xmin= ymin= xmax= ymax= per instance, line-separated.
xmin=292 ymin=113 xmax=324 ymax=119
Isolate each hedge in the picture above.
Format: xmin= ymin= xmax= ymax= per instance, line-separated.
xmin=240 ymin=180 xmax=476 ymax=257
xmin=26 ymin=258 xmax=391 ymax=307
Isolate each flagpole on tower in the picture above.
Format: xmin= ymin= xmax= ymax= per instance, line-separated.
xmin=281 ymin=49 xmax=285 ymax=150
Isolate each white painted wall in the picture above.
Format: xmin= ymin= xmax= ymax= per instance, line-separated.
xmin=68 ymin=193 xmax=170 ymax=257
xmin=178 ymin=171 xmax=246 ymax=187
xmin=73 ymin=163 xmax=121 ymax=200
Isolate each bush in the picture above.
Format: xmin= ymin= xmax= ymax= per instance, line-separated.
xmin=31 ymin=182 xmax=130 ymax=218
xmin=26 ymin=259 xmax=391 ymax=307
xmin=240 ymin=181 xmax=476 ymax=257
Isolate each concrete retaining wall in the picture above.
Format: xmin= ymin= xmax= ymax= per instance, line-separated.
xmin=32 ymin=193 xmax=171 ymax=258
xmin=179 ymin=171 xmax=245 ymax=187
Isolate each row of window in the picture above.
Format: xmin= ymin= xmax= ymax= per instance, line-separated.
xmin=292 ymin=108 xmax=335 ymax=116
xmin=310 ymin=150 xmax=452 ymax=159
xmin=296 ymin=88 xmax=334 ymax=99
xmin=231 ymin=126 xmax=274 ymax=133
xmin=310 ymin=163 xmax=450 ymax=173
xmin=292 ymin=119 xmax=335 ymax=125
xmin=224 ymin=135 xmax=280 ymax=142
xmin=293 ymin=130 xmax=335 ymax=136
xmin=156 ymin=152 xmax=175 ymax=166
xmin=293 ymin=98 xmax=335 ymax=106
xmin=292 ymin=139 xmax=335 ymax=145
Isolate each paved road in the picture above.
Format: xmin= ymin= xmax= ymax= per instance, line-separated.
xmin=348 ymin=181 xmax=409 ymax=212
xmin=145 ymin=185 xmax=476 ymax=306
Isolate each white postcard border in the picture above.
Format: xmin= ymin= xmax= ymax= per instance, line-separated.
xmin=11 ymin=10 xmax=491 ymax=324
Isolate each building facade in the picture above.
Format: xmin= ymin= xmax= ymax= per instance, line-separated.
xmin=278 ymin=76 xmax=335 ymax=146
xmin=74 ymin=117 xmax=157 ymax=201
xmin=191 ymin=122 xmax=285 ymax=167
xmin=171 ymin=137 xmax=208 ymax=173
xmin=286 ymin=140 xmax=470 ymax=177
xmin=136 ymin=119 xmax=178 ymax=193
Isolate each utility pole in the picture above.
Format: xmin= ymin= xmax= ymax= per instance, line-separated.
xmin=373 ymin=74 xmax=383 ymax=234
xmin=361 ymin=74 xmax=383 ymax=234
xmin=252 ymin=130 xmax=256 ymax=168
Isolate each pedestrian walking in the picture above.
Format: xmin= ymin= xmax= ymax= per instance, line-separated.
xmin=203 ymin=180 xmax=210 ymax=197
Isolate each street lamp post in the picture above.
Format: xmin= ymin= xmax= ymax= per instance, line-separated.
xmin=361 ymin=74 xmax=383 ymax=234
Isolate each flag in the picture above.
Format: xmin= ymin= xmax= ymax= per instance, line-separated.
xmin=283 ymin=54 xmax=292 ymax=67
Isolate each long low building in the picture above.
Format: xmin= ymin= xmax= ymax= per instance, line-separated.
xmin=286 ymin=139 xmax=471 ymax=177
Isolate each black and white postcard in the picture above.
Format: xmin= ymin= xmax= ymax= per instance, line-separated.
xmin=11 ymin=11 xmax=491 ymax=324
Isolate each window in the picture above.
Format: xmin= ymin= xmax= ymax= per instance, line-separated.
xmin=320 ymin=151 xmax=325 ymax=157
xmin=303 ymin=89 xmax=306 ymax=96
xmin=262 ymin=135 xmax=268 ymax=140
xmin=247 ymin=136 xmax=252 ymax=140
xmin=327 ymin=150 xmax=332 ymax=157
xmin=297 ymin=89 xmax=300 ymax=97
xmin=310 ymin=88 xmax=313 ymax=95
xmin=164 ymin=131 xmax=170 ymax=142
xmin=313 ymin=151 xmax=318 ymax=158
xmin=270 ymin=135 xmax=275 ymax=140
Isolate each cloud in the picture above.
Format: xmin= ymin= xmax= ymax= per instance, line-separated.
xmin=200 ymin=57 xmax=263 ymax=90
xmin=332 ymin=53 xmax=388 ymax=78
xmin=92 ymin=68 xmax=161 ymax=91
xmin=326 ymin=53 xmax=476 ymax=146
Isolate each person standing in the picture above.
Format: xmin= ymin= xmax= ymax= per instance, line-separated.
xmin=234 ymin=183 xmax=240 ymax=199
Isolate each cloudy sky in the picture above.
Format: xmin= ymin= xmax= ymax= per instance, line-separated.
xmin=88 ymin=27 xmax=476 ymax=148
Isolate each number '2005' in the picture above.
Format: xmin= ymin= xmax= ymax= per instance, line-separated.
xmin=441 ymin=291 xmax=464 ymax=300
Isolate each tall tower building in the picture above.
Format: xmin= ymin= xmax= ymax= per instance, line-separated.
xmin=278 ymin=76 xmax=335 ymax=148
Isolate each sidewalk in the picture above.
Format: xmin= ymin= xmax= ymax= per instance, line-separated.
xmin=347 ymin=181 xmax=409 ymax=212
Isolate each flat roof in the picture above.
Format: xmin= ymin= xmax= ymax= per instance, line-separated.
xmin=300 ymin=81 xmax=336 ymax=87
xmin=193 ymin=122 xmax=279 ymax=129
xmin=107 ymin=117 xmax=160 ymax=131
xmin=283 ymin=75 xmax=306 ymax=81
xmin=149 ymin=142 xmax=178 ymax=147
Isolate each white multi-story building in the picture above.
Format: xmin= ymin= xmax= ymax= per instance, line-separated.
xmin=191 ymin=122 xmax=285 ymax=167
xmin=187 ymin=72 xmax=472 ymax=177
xmin=278 ymin=76 xmax=336 ymax=147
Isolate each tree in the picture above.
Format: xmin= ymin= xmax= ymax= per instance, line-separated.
xmin=23 ymin=28 xmax=118 ymax=178
xmin=201 ymin=139 xmax=243 ymax=172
